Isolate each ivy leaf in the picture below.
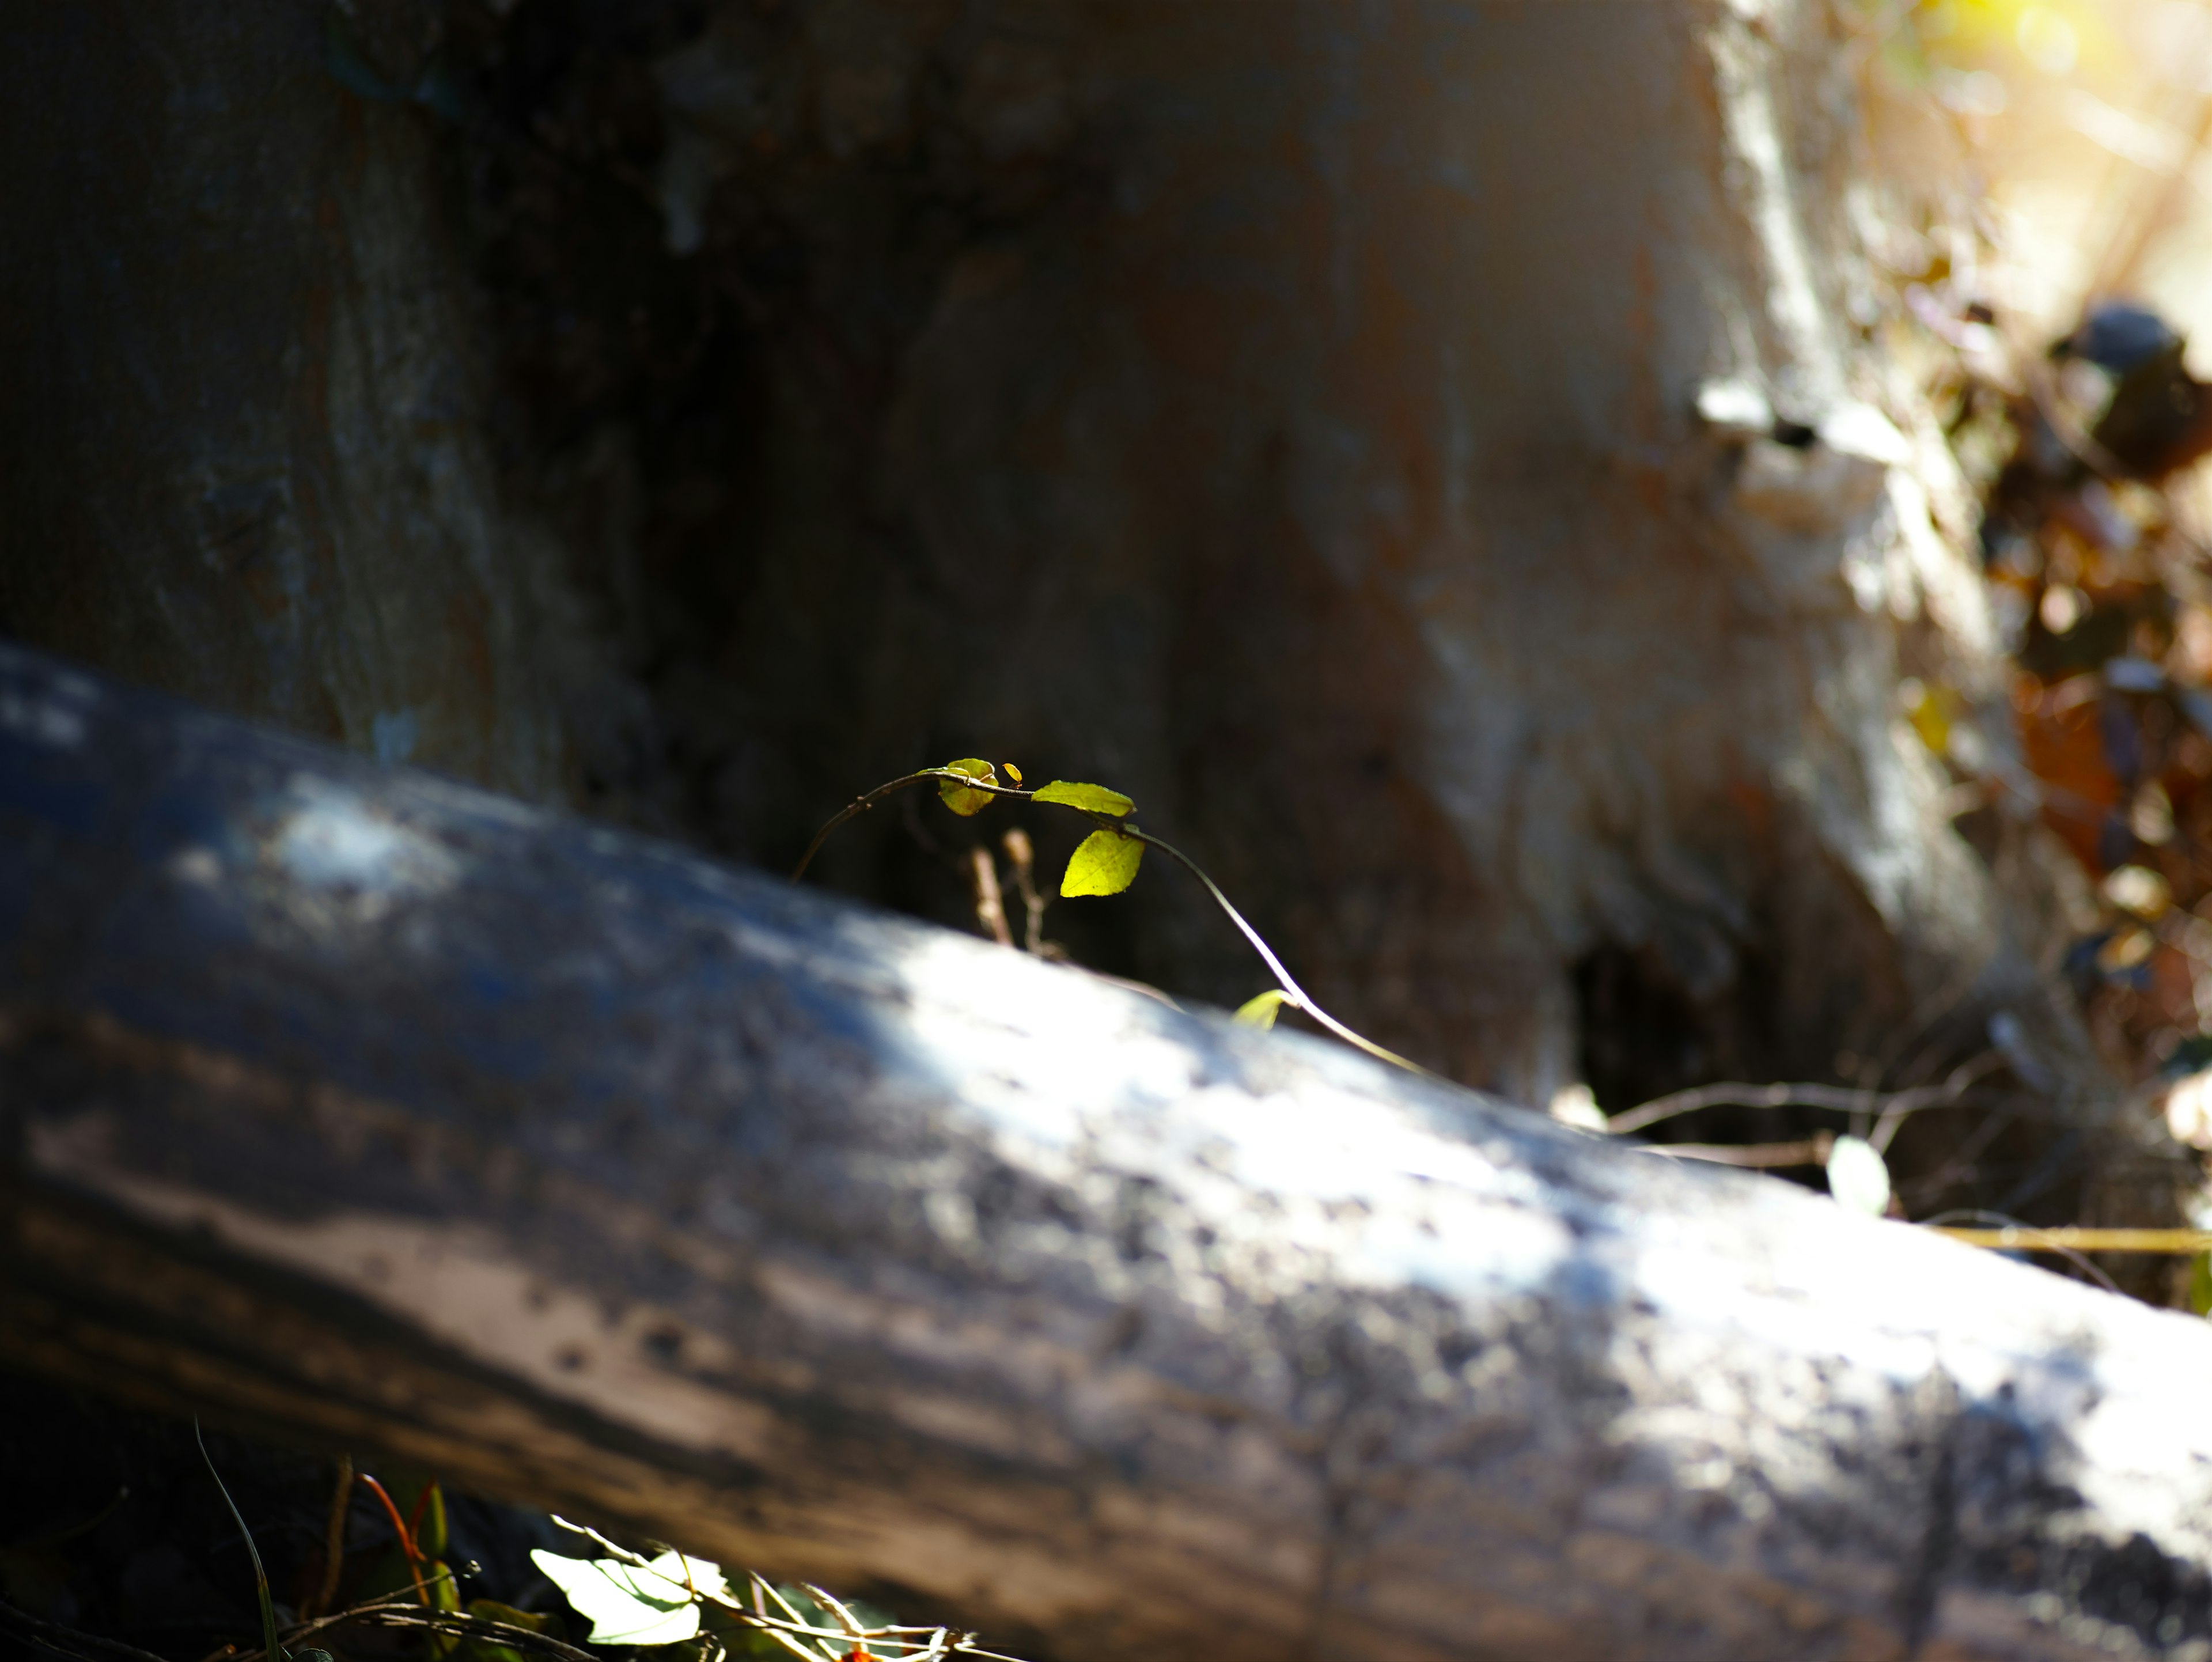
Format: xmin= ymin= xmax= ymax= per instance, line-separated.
xmin=1031 ymin=780 xmax=1134 ymax=816
xmin=1061 ymin=828 xmax=1143 ymax=896
xmin=528 ymin=1550 xmax=724 ymax=1646
xmin=938 ymin=759 xmax=998 ymax=817
xmin=1234 ymin=990 xmax=1290 ymax=1029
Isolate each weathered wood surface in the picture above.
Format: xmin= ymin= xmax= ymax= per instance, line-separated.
xmin=2 ymin=643 xmax=2209 ymax=1662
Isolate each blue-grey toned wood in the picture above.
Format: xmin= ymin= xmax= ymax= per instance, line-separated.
xmin=2 ymin=643 xmax=2209 ymax=1661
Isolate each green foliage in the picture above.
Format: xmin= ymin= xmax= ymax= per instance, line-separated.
xmin=2191 ymin=1252 xmax=2212 ymax=1318
xmin=1234 ymin=990 xmax=1290 ymax=1029
xmin=1029 ymin=779 xmax=1132 ymax=816
xmin=937 ymin=759 xmax=999 ymax=817
xmin=795 ymin=752 xmax=1429 ymax=1078
xmin=1060 ymin=828 xmax=1143 ymax=897
xmin=415 ymin=1481 xmax=448 ymax=1558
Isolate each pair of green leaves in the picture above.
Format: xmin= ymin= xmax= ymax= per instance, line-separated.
xmin=939 ymin=760 xmax=1145 ymax=898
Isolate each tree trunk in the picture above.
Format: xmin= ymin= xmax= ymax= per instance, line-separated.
xmin=0 ymin=0 xmax=2158 ymax=1224
xmin=5 ymin=645 xmax=2211 ymax=1662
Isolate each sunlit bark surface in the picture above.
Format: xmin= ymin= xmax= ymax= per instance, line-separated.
xmin=3 ymin=648 xmax=2209 ymax=1662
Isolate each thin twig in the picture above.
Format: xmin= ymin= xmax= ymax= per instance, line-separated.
xmin=1639 ymin=1135 xmax=1833 ymax=1168
xmin=346 ymin=1607 xmax=595 ymax=1662
xmin=1606 ymin=1051 xmax=2003 ymax=1142
xmin=727 ymin=1576 xmax=1028 ymax=1662
xmin=966 ymin=847 xmax=1013 ymax=947
xmin=1918 ymin=1210 xmax=2126 ymax=1293
xmin=1930 ymin=1226 xmax=2212 ymax=1255
xmin=302 ymin=1455 xmax=351 ymax=1621
xmin=548 ymin=1513 xmax=654 ymax=1568
xmin=1001 ymin=828 xmax=1050 ymax=954
xmin=1120 ymin=827 xmax=1438 ymax=1080
xmin=791 ymin=772 xmax=1033 ymax=881
xmin=219 ymin=1592 xmax=579 ymax=1662
xmin=0 ymin=1597 xmax=177 ymax=1662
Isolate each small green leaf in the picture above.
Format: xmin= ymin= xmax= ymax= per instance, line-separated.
xmin=938 ymin=759 xmax=997 ymax=817
xmin=423 ymin=1559 xmax=462 ymax=1661
xmin=529 ymin=1549 xmax=719 ymax=1646
xmin=1234 ymin=990 xmax=1290 ymax=1029
xmin=2190 ymin=1251 xmax=2212 ymax=1318
xmin=1032 ymin=779 xmax=1134 ymax=816
xmin=1061 ymin=828 xmax=1143 ymax=896
xmin=412 ymin=1480 xmax=449 ymax=1559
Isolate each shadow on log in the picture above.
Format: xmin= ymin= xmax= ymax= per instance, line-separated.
xmin=2 ymin=643 xmax=2210 ymax=1662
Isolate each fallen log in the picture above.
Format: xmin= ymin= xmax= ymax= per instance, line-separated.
xmin=1 ymin=643 xmax=2209 ymax=1662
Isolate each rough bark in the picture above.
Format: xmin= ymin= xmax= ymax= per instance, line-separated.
xmin=5 ymin=646 xmax=2210 ymax=1662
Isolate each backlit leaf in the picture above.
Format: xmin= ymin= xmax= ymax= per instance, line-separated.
xmin=1031 ymin=780 xmax=1134 ymax=817
xmin=1825 ymin=1134 xmax=1891 ymax=1218
xmin=1003 ymin=762 xmax=1023 ymax=783
xmin=938 ymin=759 xmax=997 ymax=817
xmin=1061 ymin=828 xmax=1143 ymax=896
xmin=529 ymin=1550 xmax=717 ymax=1646
xmin=1234 ymin=990 xmax=1290 ymax=1029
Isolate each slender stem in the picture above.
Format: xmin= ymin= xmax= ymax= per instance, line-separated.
xmin=790 ymin=773 xmax=930 ymax=881
xmin=1639 ymin=1136 xmax=1832 ymax=1168
xmin=1605 ymin=1051 xmax=2003 ymax=1142
xmin=1929 ymin=1226 xmax=2212 ymax=1254
xmin=1120 ymin=828 xmax=1437 ymax=1080
xmin=965 ymin=847 xmax=1013 ymax=947
xmin=794 ymin=771 xmax=1431 ymax=1079
xmin=791 ymin=773 xmax=1035 ymax=881
xmin=0 ymin=1596 xmax=178 ymax=1662
xmin=353 ymin=1475 xmax=430 ymax=1608
xmin=303 ymin=1455 xmax=352 ymax=1621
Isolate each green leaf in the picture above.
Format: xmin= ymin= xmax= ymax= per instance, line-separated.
xmin=2190 ymin=1251 xmax=2212 ymax=1318
xmin=528 ymin=1550 xmax=726 ymax=1646
xmin=1031 ymin=779 xmax=1134 ymax=816
xmin=1233 ymin=990 xmax=1290 ymax=1029
xmin=938 ymin=759 xmax=997 ymax=817
xmin=412 ymin=1480 xmax=449 ymax=1560
xmin=423 ymin=1559 xmax=462 ymax=1660
xmin=1061 ymin=828 xmax=1143 ymax=897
